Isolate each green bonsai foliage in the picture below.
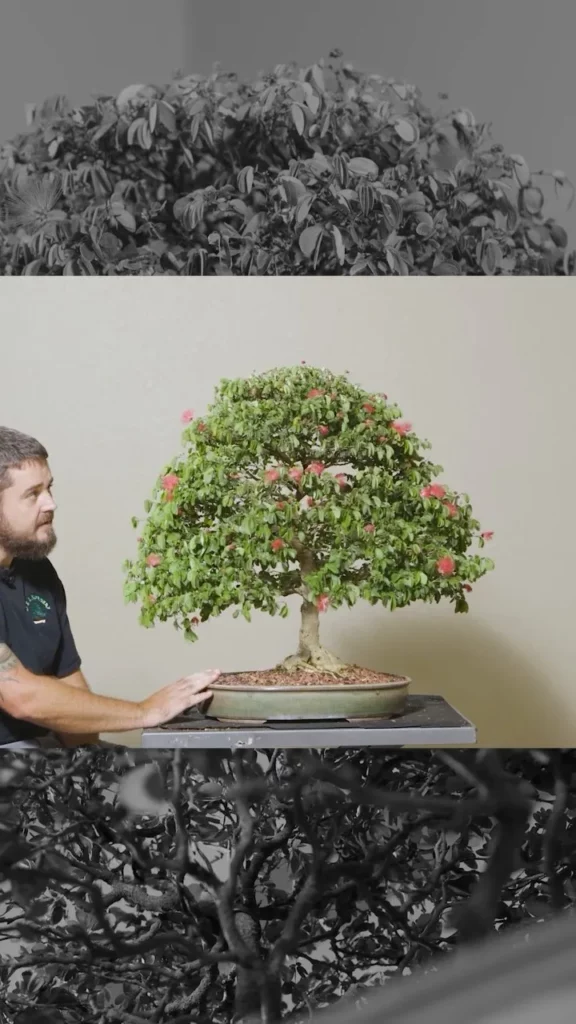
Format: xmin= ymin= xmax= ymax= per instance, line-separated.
xmin=123 ymin=366 xmax=494 ymax=674
xmin=0 ymin=50 xmax=573 ymax=275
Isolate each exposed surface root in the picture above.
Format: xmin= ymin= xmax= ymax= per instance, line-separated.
xmin=276 ymin=648 xmax=350 ymax=678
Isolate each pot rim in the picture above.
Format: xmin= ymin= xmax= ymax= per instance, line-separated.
xmin=211 ymin=675 xmax=411 ymax=695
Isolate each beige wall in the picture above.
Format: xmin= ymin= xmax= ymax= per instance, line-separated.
xmin=0 ymin=278 xmax=574 ymax=747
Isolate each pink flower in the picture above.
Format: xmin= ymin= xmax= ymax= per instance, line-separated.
xmin=180 ymin=409 xmax=194 ymax=424
xmin=162 ymin=473 xmax=179 ymax=492
xmin=264 ymin=468 xmax=280 ymax=484
xmin=363 ymin=402 xmax=375 ymax=414
xmin=275 ymin=501 xmax=285 ymax=510
xmin=271 ymin=538 xmax=285 ymax=552
xmin=481 ymin=531 xmax=494 ymax=541
xmin=318 ymin=425 xmax=330 ymax=436
xmin=316 ymin=594 xmax=330 ymax=613
xmin=146 ymin=554 xmax=162 ymax=567
xmin=445 ymin=502 xmax=458 ymax=517
xmin=364 ymin=523 xmax=375 ymax=533
xmin=288 ymin=467 xmax=303 ymax=482
xmin=335 ymin=473 xmax=347 ymax=488
xmin=378 ymin=435 xmax=387 ymax=442
xmin=436 ymin=556 xmax=455 ymax=577
xmin=190 ymin=616 xmax=200 ymax=626
xmin=307 ymin=388 xmax=324 ymax=398
xmin=196 ymin=421 xmax=206 ymax=433
xmin=303 ymin=496 xmax=315 ymax=507
xmin=429 ymin=483 xmax=446 ymax=499
xmin=391 ymin=420 xmax=412 ymax=435
xmin=463 ymin=584 xmax=473 ymax=593
xmin=420 ymin=486 xmax=432 ymax=498
xmin=306 ymin=461 xmax=325 ymax=476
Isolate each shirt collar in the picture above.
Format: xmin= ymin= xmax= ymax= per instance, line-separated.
xmin=0 ymin=565 xmax=16 ymax=588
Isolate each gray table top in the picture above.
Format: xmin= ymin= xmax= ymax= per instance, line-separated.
xmin=140 ymin=694 xmax=475 ymax=748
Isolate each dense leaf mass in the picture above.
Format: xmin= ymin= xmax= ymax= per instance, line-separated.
xmin=123 ymin=366 xmax=494 ymax=644
xmin=1 ymin=51 xmax=573 ymax=275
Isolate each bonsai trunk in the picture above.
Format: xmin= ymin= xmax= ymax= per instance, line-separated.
xmin=278 ymin=598 xmax=348 ymax=676
xmin=277 ymin=540 xmax=348 ymax=675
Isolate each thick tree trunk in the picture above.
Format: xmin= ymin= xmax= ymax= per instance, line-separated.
xmin=232 ymin=912 xmax=283 ymax=1023
xmin=277 ymin=542 xmax=348 ymax=675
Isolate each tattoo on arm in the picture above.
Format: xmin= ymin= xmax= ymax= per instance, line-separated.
xmin=0 ymin=644 xmax=22 ymax=706
xmin=0 ymin=643 xmax=20 ymax=676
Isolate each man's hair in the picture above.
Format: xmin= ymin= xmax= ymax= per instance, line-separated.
xmin=0 ymin=427 xmax=48 ymax=494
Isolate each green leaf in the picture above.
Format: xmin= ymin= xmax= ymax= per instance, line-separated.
xmin=281 ymin=175 xmax=307 ymax=205
xmin=394 ymin=118 xmax=417 ymax=143
xmin=510 ymin=154 xmax=531 ymax=187
xmin=157 ymin=100 xmax=176 ymax=132
xmin=310 ymin=64 xmax=325 ymax=92
xmin=332 ymin=225 xmax=346 ymax=265
xmin=116 ymin=209 xmax=137 ymax=232
xmin=480 ymin=239 xmax=502 ymax=276
xmin=238 ymin=166 xmax=254 ymax=194
xmin=291 ymin=104 xmax=306 ymax=136
xmin=520 ymin=187 xmax=544 ymax=215
xmin=299 ymin=224 xmax=323 ymax=257
xmin=295 ymin=193 xmax=314 ymax=223
xmin=348 ymin=157 xmax=379 ymax=178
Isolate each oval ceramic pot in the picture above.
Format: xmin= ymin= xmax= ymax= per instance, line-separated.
xmin=203 ymin=675 xmax=411 ymax=723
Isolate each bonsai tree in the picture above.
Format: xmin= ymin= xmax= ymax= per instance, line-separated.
xmin=123 ymin=365 xmax=494 ymax=677
xmin=0 ymin=50 xmax=573 ymax=276
xmin=0 ymin=746 xmax=571 ymax=1024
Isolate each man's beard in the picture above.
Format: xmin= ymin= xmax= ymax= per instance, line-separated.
xmin=0 ymin=515 xmax=57 ymax=561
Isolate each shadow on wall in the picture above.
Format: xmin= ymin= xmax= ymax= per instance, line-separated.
xmin=339 ymin=618 xmax=559 ymax=747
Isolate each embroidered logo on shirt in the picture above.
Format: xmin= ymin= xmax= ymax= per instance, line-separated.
xmin=26 ymin=594 xmax=51 ymax=624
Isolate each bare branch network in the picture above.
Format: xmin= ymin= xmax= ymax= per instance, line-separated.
xmin=0 ymin=748 xmax=574 ymax=1023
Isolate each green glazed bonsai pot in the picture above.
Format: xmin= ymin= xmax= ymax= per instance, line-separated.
xmin=203 ymin=675 xmax=411 ymax=723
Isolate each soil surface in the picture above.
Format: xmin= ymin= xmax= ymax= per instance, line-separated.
xmin=214 ymin=666 xmax=407 ymax=688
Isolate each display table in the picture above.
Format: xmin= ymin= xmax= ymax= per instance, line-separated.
xmin=140 ymin=694 xmax=475 ymax=749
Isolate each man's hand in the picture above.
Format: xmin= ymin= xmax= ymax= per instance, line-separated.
xmin=138 ymin=670 xmax=221 ymax=728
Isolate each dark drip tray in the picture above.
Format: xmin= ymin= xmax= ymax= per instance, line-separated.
xmin=209 ymin=715 xmax=401 ymax=727
xmin=160 ymin=696 xmax=455 ymax=732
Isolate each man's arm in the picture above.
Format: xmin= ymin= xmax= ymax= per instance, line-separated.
xmin=0 ymin=643 xmax=149 ymax=734
xmin=56 ymin=670 xmax=100 ymax=746
xmin=0 ymin=643 xmax=219 ymax=739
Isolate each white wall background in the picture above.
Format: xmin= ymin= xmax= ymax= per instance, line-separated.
xmin=0 ymin=277 xmax=574 ymax=747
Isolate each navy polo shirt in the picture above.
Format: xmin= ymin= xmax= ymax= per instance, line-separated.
xmin=0 ymin=558 xmax=82 ymax=744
